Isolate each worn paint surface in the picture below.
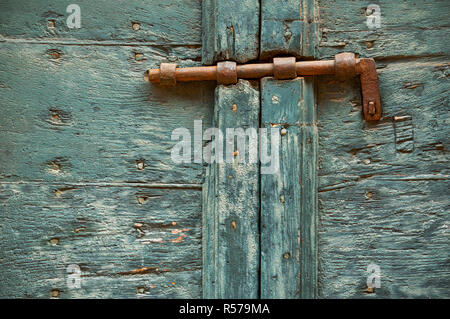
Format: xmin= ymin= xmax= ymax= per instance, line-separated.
xmin=317 ymin=59 xmax=449 ymax=297
xmin=259 ymin=1 xmax=319 ymax=299
xmin=319 ymin=0 xmax=450 ymax=59
xmin=0 ymin=184 xmax=202 ymax=298
xmin=260 ymin=77 xmax=318 ymax=298
xmin=260 ymin=0 xmax=318 ymax=60
xmin=314 ymin=0 xmax=449 ymax=298
xmin=201 ymin=0 xmax=261 ymax=298
xmin=0 ymin=0 xmax=202 ymax=45
xmin=1 ymin=0 xmax=449 ymax=299
xmin=202 ymin=80 xmax=260 ymax=298
xmin=0 ymin=0 xmax=213 ymax=298
xmin=202 ymin=0 xmax=259 ymax=64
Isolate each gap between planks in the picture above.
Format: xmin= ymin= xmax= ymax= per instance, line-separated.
xmin=0 ymin=37 xmax=201 ymax=48
xmin=0 ymin=181 xmax=202 ymax=190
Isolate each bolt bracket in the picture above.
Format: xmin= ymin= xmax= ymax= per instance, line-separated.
xmin=146 ymin=52 xmax=382 ymax=121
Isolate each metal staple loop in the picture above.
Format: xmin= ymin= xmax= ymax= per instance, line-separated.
xmin=273 ymin=57 xmax=297 ymax=80
xmin=159 ymin=63 xmax=177 ymax=86
xmin=217 ymin=61 xmax=238 ymax=85
xmin=334 ymin=52 xmax=357 ymax=79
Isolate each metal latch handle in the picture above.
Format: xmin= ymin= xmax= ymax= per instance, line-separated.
xmin=145 ymin=53 xmax=382 ymax=121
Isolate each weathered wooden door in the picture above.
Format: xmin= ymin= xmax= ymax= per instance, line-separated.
xmin=0 ymin=0 xmax=215 ymax=298
xmin=202 ymin=0 xmax=449 ymax=299
xmin=1 ymin=0 xmax=448 ymax=299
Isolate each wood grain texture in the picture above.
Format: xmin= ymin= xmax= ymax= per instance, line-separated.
xmin=0 ymin=183 xmax=202 ymax=298
xmin=318 ymin=0 xmax=450 ymax=59
xmin=0 ymin=0 xmax=212 ymax=299
xmin=317 ymin=58 xmax=449 ymax=298
xmin=0 ymin=0 xmax=201 ymax=45
xmin=260 ymin=0 xmax=318 ymax=60
xmin=0 ymin=43 xmax=214 ymax=184
xmin=261 ymin=77 xmax=318 ymax=298
xmin=202 ymin=0 xmax=259 ymax=64
xmin=318 ymin=59 xmax=449 ymax=178
xmin=202 ymin=80 xmax=260 ymax=298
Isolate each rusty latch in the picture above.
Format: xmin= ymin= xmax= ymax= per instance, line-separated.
xmin=145 ymin=52 xmax=382 ymax=121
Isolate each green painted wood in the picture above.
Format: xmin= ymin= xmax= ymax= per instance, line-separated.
xmin=202 ymin=80 xmax=260 ymax=298
xmin=202 ymin=0 xmax=260 ymax=64
xmin=0 ymin=43 xmax=215 ymax=184
xmin=202 ymin=0 xmax=260 ymax=298
xmin=260 ymin=0 xmax=318 ymax=60
xmin=0 ymin=0 xmax=214 ymax=298
xmin=0 ymin=0 xmax=201 ymax=45
xmin=260 ymin=77 xmax=318 ymax=298
xmin=317 ymin=59 xmax=449 ymax=177
xmin=0 ymin=183 xmax=202 ymax=298
xmin=319 ymin=0 xmax=450 ymax=59
xmin=259 ymin=0 xmax=319 ymax=299
xmin=317 ymin=58 xmax=450 ymax=298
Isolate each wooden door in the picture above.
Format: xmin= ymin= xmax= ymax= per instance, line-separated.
xmin=201 ymin=0 xmax=449 ymax=299
xmin=0 ymin=0 xmax=215 ymax=298
xmin=315 ymin=0 xmax=449 ymax=298
xmin=1 ymin=0 xmax=448 ymax=299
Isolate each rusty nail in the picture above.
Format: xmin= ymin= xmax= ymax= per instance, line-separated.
xmin=137 ymin=287 xmax=145 ymax=294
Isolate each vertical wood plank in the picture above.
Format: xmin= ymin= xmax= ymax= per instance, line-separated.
xmin=202 ymin=0 xmax=260 ymax=298
xmin=202 ymin=0 xmax=260 ymax=64
xmin=260 ymin=77 xmax=318 ymax=298
xmin=202 ymin=80 xmax=260 ymax=298
xmin=299 ymin=79 xmax=319 ymax=298
xmin=260 ymin=0 xmax=319 ymax=60
xmin=260 ymin=0 xmax=320 ymax=298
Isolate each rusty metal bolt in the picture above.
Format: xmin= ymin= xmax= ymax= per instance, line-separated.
xmin=273 ymin=57 xmax=297 ymax=80
xmin=334 ymin=52 xmax=357 ymax=79
xmin=217 ymin=61 xmax=237 ymax=85
xmin=160 ymin=63 xmax=177 ymax=86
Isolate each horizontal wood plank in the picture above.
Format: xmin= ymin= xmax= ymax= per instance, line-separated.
xmin=317 ymin=57 xmax=449 ymax=298
xmin=318 ymin=0 xmax=450 ymax=59
xmin=317 ymin=59 xmax=449 ymax=177
xmin=0 ymin=0 xmax=201 ymax=45
xmin=0 ymin=183 xmax=202 ymax=298
xmin=318 ymin=176 xmax=449 ymax=298
xmin=0 ymin=43 xmax=215 ymax=184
